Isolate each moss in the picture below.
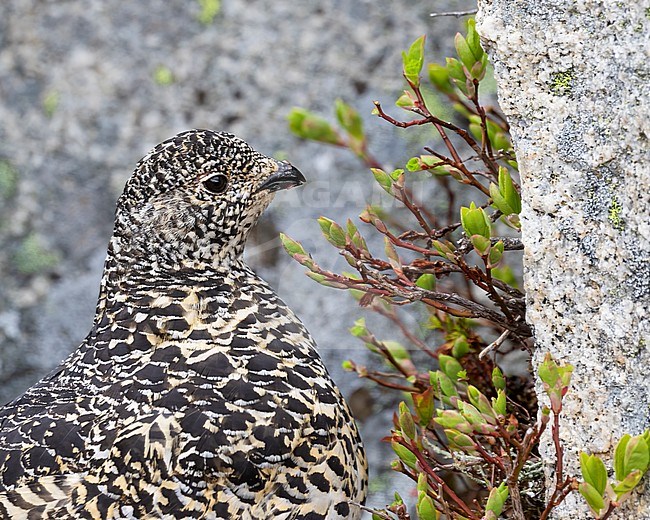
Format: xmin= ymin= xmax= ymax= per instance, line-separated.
xmin=197 ymin=0 xmax=221 ymax=25
xmin=607 ymin=196 xmax=625 ymax=230
xmin=550 ymin=69 xmax=574 ymax=96
xmin=153 ymin=65 xmax=175 ymax=86
xmin=13 ymin=233 xmax=60 ymax=275
xmin=0 ymin=160 xmax=18 ymax=199
xmin=43 ymin=90 xmax=60 ymax=118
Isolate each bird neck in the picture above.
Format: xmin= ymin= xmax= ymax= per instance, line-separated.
xmin=93 ymin=237 xmax=249 ymax=325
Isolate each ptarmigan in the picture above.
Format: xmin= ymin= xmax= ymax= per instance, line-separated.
xmin=0 ymin=130 xmax=368 ymax=519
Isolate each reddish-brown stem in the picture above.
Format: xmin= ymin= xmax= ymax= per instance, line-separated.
xmin=371 ymin=338 xmax=413 ymax=379
xmin=552 ymin=409 xmax=565 ymax=490
xmin=374 ymin=306 xmax=436 ymax=357
xmin=431 ymin=121 xmax=491 ymax=197
xmin=400 ymin=437 xmax=481 ymax=520
xmin=486 ymin=106 xmax=510 ymax=132
xmin=484 ymin=267 xmax=516 ymax=322
xmin=394 ymin=183 xmax=434 ymax=235
xmin=600 ymin=502 xmax=618 ymax=520
xmin=471 ymin=79 xmax=498 ymax=176
xmin=362 ymin=372 xmax=415 ymax=392
xmin=538 ymin=408 xmax=577 ymax=520
xmin=373 ymin=99 xmax=491 ymax=192
xmin=373 ymin=101 xmax=432 ymax=128
xmin=473 ymin=442 xmax=507 ymax=473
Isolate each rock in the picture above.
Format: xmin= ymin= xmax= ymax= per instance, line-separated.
xmin=477 ymin=1 xmax=650 ymax=517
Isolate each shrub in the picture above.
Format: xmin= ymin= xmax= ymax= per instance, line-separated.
xmin=284 ymin=18 xmax=648 ymax=520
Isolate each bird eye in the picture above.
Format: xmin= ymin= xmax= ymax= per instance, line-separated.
xmin=203 ymin=174 xmax=229 ymax=194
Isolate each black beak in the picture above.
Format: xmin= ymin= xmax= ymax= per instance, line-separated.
xmin=256 ymin=162 xmax=306 ymax=193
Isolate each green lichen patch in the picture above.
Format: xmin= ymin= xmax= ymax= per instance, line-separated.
xmin=153 ymin=65 xmax=175 ymax=86
xmin=608 ymin=196 xmax=625 ymax=230
xmin=550 ymin=69 xmax=575 ymax=96
xmin=12 ymin=233 xmax=61 ymax=275
xmin=197 ymin=0 xmax=221 ymax=25
xmin=0 ymin=160 xmax=18 ymax=199
xmin=43 ymin=90 xmax=60 ymax=118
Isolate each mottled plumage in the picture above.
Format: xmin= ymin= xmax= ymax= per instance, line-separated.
xmin=0 ymin=130 xmax=368 ymax=519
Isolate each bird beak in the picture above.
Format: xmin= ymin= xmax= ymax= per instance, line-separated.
xmin=256 ymin=162 xmax=306 ymax=193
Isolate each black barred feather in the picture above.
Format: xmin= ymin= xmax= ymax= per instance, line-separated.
xmin=0 ymin=130 xmax=368 ymax=519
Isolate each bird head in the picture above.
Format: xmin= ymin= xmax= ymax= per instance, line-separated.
xmin=110 ymin=129 xmax=305 ymax=270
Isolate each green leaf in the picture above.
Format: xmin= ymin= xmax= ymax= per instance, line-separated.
xmin=492 ymin=265 xmax=518 ymax=287
xmin=416 ymin=493 xmax=439 ymax=520
xmin=492 ymin=130 xmax=512 ymax=151
xmin=341 ymin=360 xmax=354 ymax=371
xmin=460 ymin=202 xmax=491 ymax=239
xmin=452 ymin=336 xmax=469 ymax=358
xmin=439 ymin=354 xmax=463 ymax=381
xmin=470 ymin=53 xmax=488 ymax=81
xmin=455 ymin=33 xmax=475 ymax=71
xmin=459 ymin=402 xmax=486 ymax=427
xmin=623 ymin=435 xmax=650 ymax=476
xmin=305 ymin=271 xmax=347 ymax=289
xmin=402 ymin=36 xmax=426 ymax=87
xmin=578 ymin=482 xmax=605 ymax=514
xmin=279 ymin=233 xmax=306 ymax=257
xmin=413 ymin=387 xmax=435 ymax=426
xmin=416 ymin=273 xmax=436 ymax=291
xmin=488 ymin=240 xmax=504 ymax=268
xmin=445 ymin=429 xmax=476 ymax=452
xmin=434 ymin=410 xmax=471 ymax=433
xmin=287 ymin=108 xmax=341 ymax=144
xmin=398 ymin=402 xmax=416 ymax=440
xmin=465 ymin=19 xmax=484 ymax=61
xmin=538 ymin=353 xmax=573 ymax=413
xmin=485 ymin=482 xmax=509 ymax=516
xmin=615 ymin=434 xmax=631 ymax=481
xmin=406 ymin=157 xmax=421 ymax=172
xmin=492 ymin=367 xmax=506 ymax=391
xmin=501 ymin=170 xmax=520 ymax=212
xmin=612 ymin=469 xmax=643 ymax=500
xmin=417 ymin=473 xmax=428 ymax=495
xmin=445 ymin=58 xmax=472 ymax=96
xmin=445 ymin=57 xmax=466 ymax=82
xmin=469 ymin=122 xmax=483 ymax=144
xmin=396 ymin=91 xmax=416 ymax=108
xmin=467 ymin=386 xmax=497 ymax=424
xmin=317 ymin=217 xmax=346 ymax=248
xmin=580 ymin=452 xmax=608 ymax=496
xmin=334 ymin=98 xmax=364 ymax=141
xmin=493 ymin=389 xmax=507 ymax=416
xmin=349 ymin=318 xmax=368 ymax=338
xmin=428 ymin=63 xmax=453 ymax=93
xmin=471 ymin=234 xmax=491 ymax=256
xmin=385 ymin=341 xmax=410 ymax=362
xmin=490 ymin=167 xmax=521 ymax=215
xmin=430 ymin=371 xmax=459 ymax=398
xmin=371 ymin=168 xmax=393 ymax=193
xmin=391 ymin=440 xmax=417 ymax=469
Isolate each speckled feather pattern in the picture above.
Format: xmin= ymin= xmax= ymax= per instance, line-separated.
xmin=0 ymin=130 xmax=368 ymax=519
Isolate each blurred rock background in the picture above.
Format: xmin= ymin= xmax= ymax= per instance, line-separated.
xmin=0 ymin=0 xmax=473 ymax=510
